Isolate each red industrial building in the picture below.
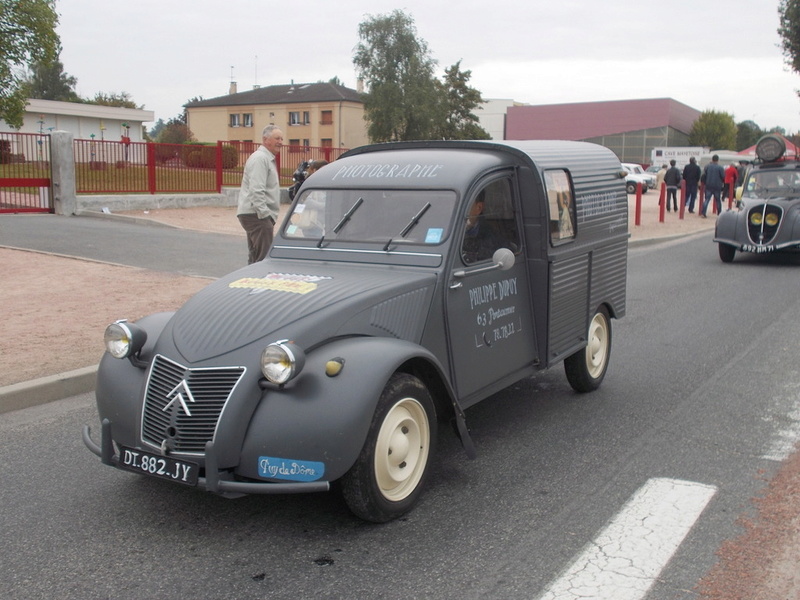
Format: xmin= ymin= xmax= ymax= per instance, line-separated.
xmin=505 ymin=98 xmax=701 ymax=166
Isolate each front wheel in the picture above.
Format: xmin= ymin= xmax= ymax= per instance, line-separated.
xmin=718 ymin=243 xmax=736 ymax=263
xmin=340 ymin=373 xmax=437 ymax=522
xmin=564 ymin=306 xmax=612 ymax=393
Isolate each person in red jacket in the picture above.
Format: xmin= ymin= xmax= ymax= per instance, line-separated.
xmin=723 ymin=163 xmax=739 ymax=203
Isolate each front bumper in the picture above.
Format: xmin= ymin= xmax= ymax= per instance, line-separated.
xmin=83 ymin=419 xmax=330 ymax=495
xmin=713 ymin=237 xmax=800 ymax=254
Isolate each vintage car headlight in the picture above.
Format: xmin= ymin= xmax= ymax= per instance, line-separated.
xmin=765 ymin=213 xmax=779 ymax=226
xmin=750 ymin=212 xmax=763 ymax=226
xmin=104 ymin=320 xmax=147 ymax=359
xmin=261 ymin=341 xmax=306 ymax=384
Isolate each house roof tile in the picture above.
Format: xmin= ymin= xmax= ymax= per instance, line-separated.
xmin=186 ymin=82 xmax=363 ymax=108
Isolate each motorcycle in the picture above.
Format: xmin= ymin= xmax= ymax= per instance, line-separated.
xmin=288 ymin=160 xmax=310 ymax=201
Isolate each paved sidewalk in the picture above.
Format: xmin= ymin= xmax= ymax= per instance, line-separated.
xmin=0 ymin=191 xmax=717 ymax=413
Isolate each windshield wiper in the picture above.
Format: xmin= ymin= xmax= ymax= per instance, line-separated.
xmin=383 ymin=202 xmax=431 ymax=251
xmin=333 ymin=197 xmax=364 ymax=234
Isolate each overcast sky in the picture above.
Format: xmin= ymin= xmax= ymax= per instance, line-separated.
xmin=55 ymin=0 xmax=800 ymax=133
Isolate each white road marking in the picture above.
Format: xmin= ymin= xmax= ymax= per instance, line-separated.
xmin=535 ymin=478 xmax=718 ymax=600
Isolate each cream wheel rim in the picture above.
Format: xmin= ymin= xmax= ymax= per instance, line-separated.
xmin=374 ymin=397 xmax=430 ymax=502
xmin=586 ymin=312 xmax=609 ymax=379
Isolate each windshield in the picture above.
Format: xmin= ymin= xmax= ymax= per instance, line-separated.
xmin=283 ymin=188 xmax=457 ymax=245
xmin=743 ymin=168 xmax=800 ymax=199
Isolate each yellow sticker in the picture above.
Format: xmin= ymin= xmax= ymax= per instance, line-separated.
xmin=229 ymin=273 xmax=332 ymax=295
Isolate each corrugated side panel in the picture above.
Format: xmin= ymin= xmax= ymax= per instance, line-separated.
xmin=548 ymin=254 xmax=589 ymax=361
xmin=590 ymin=240 xmax=628 ymax=318
xmin=369 ymin=288 xmax=430 ymax=340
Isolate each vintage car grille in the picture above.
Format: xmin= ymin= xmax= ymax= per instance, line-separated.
xmin=747 ymin=204 xmax=783 ymax=246
xmin=141 ymin=354 xmax=245 ymax=454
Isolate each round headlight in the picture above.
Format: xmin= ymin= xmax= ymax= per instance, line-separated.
xmin=750 ymin=212 xmax=763 ymax=226
xmin=765 ymin=213 xmax=779 ymax=226
xmin=261 ymin=341 xmax=305 ymax=384
xmin=104 ymin=320 xmax=146 ymax=359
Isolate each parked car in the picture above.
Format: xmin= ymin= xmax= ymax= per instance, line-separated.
xmin=715 ymin=134 xmax=800 ymax=262
xmin=646 ymin=164 xmax=662 ymax=176
xmin=622 ymin=162 xmax=656 ymax=192
xmin=83 ymin=140 xmax=629 ymax=522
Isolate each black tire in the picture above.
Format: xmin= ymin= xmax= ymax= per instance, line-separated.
xmin=340 ymin=373 xmax=437 ymax=523
xmin=564 ymin=306 xmax=612 ymax=393
xmin=626 ymin=182 xmax=636 ymax=194
xmin=718 ymin=243 xmax=736 ymax=263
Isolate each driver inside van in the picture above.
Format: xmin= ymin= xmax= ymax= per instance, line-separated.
xmin=462 ymin=183 xmax=518 ymax=264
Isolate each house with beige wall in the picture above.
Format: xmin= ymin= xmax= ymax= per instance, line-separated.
xmin=186 ymin=81 xmax=368 ymax=151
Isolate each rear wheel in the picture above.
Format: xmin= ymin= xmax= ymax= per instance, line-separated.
xmin=718 ymin=243 xmax=736 ymax=263
xmin=340 ymin=373 xmax=437 ymax=522
xmin=564 ymin=306 xmax=611 ymax=393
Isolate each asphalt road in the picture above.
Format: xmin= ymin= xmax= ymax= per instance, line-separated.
xmin=0 ymin=213 xmax=244 ymax=278
xmin=2 ymin=234 xmax=800 ymax=599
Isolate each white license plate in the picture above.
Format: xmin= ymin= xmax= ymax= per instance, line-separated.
xmin=118 ymin=446 xmax=198 ymax=486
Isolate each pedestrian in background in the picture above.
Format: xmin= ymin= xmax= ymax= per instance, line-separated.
xmin=723 ymin=163 xmax=739 ymax=204
xmin=306 ymin=159 xmax=329 ymax=177
xmin=237 ymin=125 xmax=284 ymax=263
xmin=656 ymin=163 xmax=668 ymax=198
xmin=682 ymin=156 xmax=701 ymax=213
xmin=664 ymin=159 xmax=682 ymax=212
xmin=700 ymin=155 xmax=726 ymax=218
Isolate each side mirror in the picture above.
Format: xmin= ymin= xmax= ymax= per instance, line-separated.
xmin=492 ymin=247 xmax=515 ymax=271
xmin=452 ymin=247 xmax=517 ymax=279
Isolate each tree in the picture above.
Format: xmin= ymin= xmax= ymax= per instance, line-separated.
xmin=353 ymin=10 xmax=440 ymax=142
xmin=21 ymin=47 xmax=79 ymax=102
xmin=148 ymin=118 xmax=166 ymax=140
xmin=0 ymin=0 xmax=59 ymax=128
xmin=177 ymin=96 xmax=204 ymax=125
xmin=688 ymin=110 xmax=737 ymax=149
xmin=736 ymin=119 xmax=763 ymax=151
xmin=89 ymin=91 xmax=140 ymax=109
xmin=779 ymin=0 xmax=800 ymax=76
xmin=156 ymin=118 xmax=195 ymax=144
xmin=433 ymin=60 xmax=490 ymax=140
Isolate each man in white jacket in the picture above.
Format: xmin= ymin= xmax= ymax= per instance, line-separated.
xmin=237 ymin=125 xmax=284 ymax=263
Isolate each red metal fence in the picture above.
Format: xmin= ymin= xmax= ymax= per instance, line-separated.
xmin=0 ymin=132 xmax=52 ymax=213
xmin=74 ymin=139 xmax=348 ymax=194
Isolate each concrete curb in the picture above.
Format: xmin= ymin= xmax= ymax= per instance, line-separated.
xmin=0 ymin=365 xmax=97 ymax=414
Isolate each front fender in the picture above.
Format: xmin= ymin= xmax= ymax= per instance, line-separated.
xmin=713 ymin=209 xmax=741 ymax=247
xmin=714 ymin=209 xmax=738 ymax=238
xmin=236 ymin=337 xmax=449 ymax=483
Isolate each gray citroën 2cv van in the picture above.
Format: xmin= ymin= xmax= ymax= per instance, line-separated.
xmin=84 ymin=140 xmax=628 ymax=522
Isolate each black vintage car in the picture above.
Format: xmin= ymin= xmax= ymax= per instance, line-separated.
xmin=84 ymin=140 xmax=629 ymax=522
xmin=715 ymin=135 xmax=800 ymax=262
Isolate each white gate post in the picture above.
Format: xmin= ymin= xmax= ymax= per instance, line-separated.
xmin=50 ymin=131 xmax=77 ymax=215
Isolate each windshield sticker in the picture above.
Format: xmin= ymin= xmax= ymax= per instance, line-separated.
xmin=259 ymin=456 xmax=325 ymax=482
xmin=331 ymin=163 xmax=444 ymax=180
xmin=229 ymin=273 xmax=332 ymax=295
xmin=425 ymin=228 xmax=444 ymax=243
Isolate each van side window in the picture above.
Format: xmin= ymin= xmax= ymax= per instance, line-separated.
xmin=461 ymin=178 xmax=520 ymax=265
xmin=545 ymin=169 xmax=576 ymax=243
